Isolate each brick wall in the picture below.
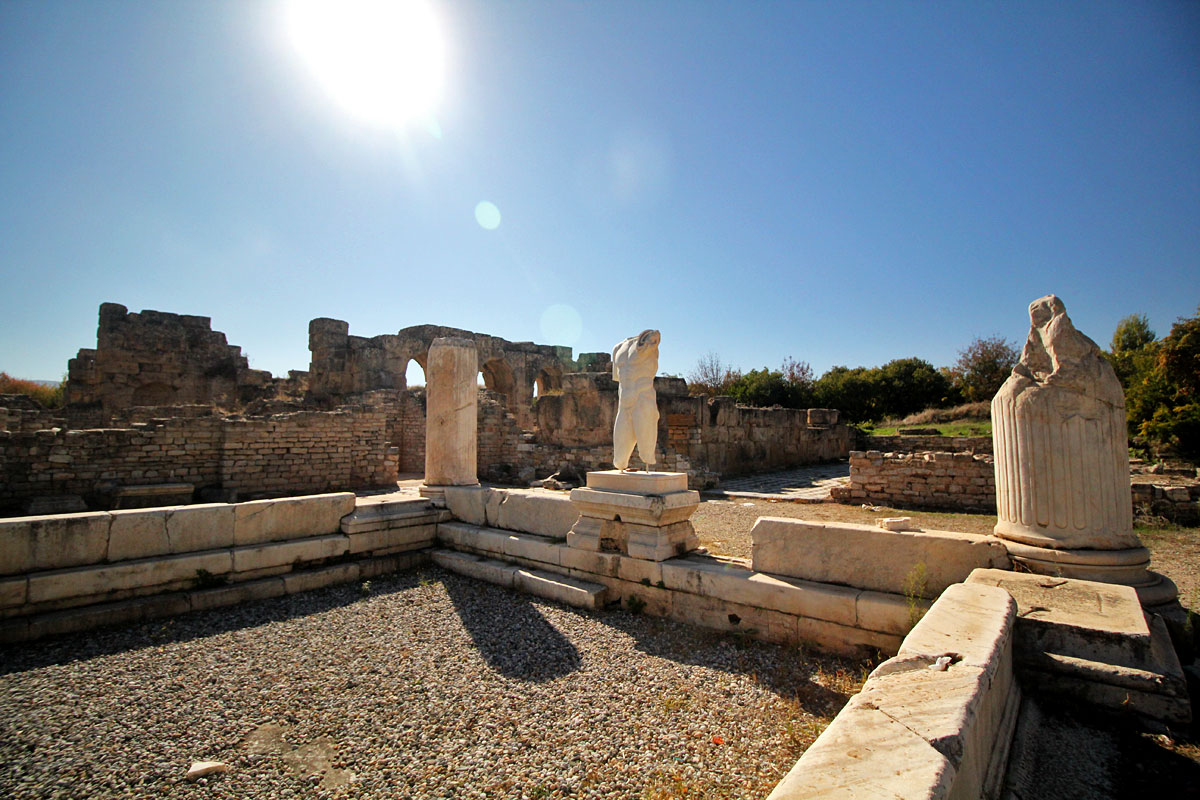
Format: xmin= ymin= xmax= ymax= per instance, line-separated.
xmin=0 ymin=409 xmax=397 ymax=515
xmin=0 ymin=418 xmax=225 ymax=512
xmin=831 ymin=449 xmax=996 ymax=513
xmin=222 ymin=409 xmax=396 ymax=495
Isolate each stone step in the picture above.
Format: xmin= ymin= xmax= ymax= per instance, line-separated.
xmin=340 ymin=497 xmax=445 ymax=534
xmin=431 ymin=549 xmax=607 ymax=610
xmin=967 ymin=568 xmax=1190 ymax=728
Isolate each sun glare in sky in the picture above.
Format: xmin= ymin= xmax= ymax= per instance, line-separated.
xmin=284 ymin=0 xmax=447 ymax=131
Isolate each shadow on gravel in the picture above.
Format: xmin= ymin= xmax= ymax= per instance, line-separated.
xmin=598 ymin=611 xmax=867 ymax=719
xmin=0 ymin=570 xmax=430 ymax=677
xmin=442 ymin=574 xmax=581 ymax=682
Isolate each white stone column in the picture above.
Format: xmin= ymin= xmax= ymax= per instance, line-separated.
xmin=420 ymin=337 xmax=479 ymax=501
xmin=991 ymin=295 xmax=1176 ymax=606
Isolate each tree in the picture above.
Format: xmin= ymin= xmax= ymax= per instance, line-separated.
xmin=724 ymin=357 xmax=815 ymax=408
xmin=686 ymin=352 xmax=741 ymax=397
xmin=950 ymin=336 xmax=1019 ymax=403
xmin=1107 ymin=313 xmax=1158 ymax=388
xmin=812 ymin=365 xmax=881 ymax=422
xmin=1138 ymin=306 xmax=1200 ymax=460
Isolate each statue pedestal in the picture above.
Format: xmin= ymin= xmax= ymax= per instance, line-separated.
xmin=567 ymin=471 xmax=700 ymax=561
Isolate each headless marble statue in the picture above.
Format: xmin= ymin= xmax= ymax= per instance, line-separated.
xmin=612 ymin=329 xmax=660 ymax=471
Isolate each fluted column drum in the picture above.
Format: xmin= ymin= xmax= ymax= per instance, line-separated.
xmin=992 ymin=379 xmax=1137 ymax=551
xmin=989 ymin=295 xmax=1175 ymax=606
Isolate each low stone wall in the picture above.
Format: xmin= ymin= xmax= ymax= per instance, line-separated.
xmin=767 ymin=582 xmax=1020 ymax=799
xmin=221 ymin=410 xmax=397 ymax=495
xmin=0 ymin=493 xmax=446 ymax=643
xmin=750 ymin=517 xmax=1011 ymax=600
xmin=831 ymin=450 xmax=997 ymax=513
xmin=862 ymin=434 xmax=992 ymax=455
xmin=0 ymin=408 xmax=399 ymax=515
xmin=0 ymin=418 xmax=225 ymax=513
xmin=0 ymin=406 xmax=67 ymax=433
xmin=1131 ymin=481 xmax=1200 ymax=525
xmin=430 ymin=487 xmax=958 ymax=656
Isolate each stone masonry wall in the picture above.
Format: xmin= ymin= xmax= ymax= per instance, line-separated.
xmin=0 ymin=409 xmax=397 ymax=515
xmin=221 ymin=410 xmax=397 ymax=495
xmin=861 ymin=434 xmax=992 ymax=455
xmin=831 ymin=449 xmax=997 ymax=513
xmin=65 ymin=303 xmax=278 ymax=419
xmin=0 ymin=418 xmax=225 ymax=513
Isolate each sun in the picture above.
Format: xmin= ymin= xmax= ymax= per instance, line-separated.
xmin=284 ymin=0 xmax=447 ymax=131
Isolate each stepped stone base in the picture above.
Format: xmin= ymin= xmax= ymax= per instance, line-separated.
xmin=1000 ymin=540 xmax=1178 ymax=607
xmin=966 ymin=569 xmax=1190 ymax=728
xmin=567 ymin=471 xmax=699 ymax=561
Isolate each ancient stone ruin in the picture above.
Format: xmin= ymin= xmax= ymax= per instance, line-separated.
xmin=0 ymin=302 xmax=852 ymax=515
xmin=0 ymin=296 xmax=1194 ymax=799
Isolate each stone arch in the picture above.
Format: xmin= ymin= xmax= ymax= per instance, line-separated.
xmin=480 ymin=357 xmax=516 ymax=402
xmin=404 ymin=357 xmax=427 ymax=389
xmin=535 ymin=364 xmax=563 ymax=396
xmin=132 ymin=382 xmax=176 ymax=406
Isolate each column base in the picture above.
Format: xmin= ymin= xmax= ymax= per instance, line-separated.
xmin=1000 ymin=539 xmax=1179 ymax=607
xmin=420 ymin=482 xmax=479 ymax=505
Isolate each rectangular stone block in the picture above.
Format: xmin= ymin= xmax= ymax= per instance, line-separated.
xmin=234 ymin=492 xmax=356 ymax=545
xmin=585 ymin=470 xmax=688 ymax=494
xmin=569 ymin=487 xmax=699 ymax=526
xmin=346 ymin=524 xmax=435 ymax=555
xmin=166 ymin=504 xmax=235 ymax=553
xmin=0 ymin=576 xmax=28 ymax=609
xmin=768 ymin=697 xmax=956 ymax=800
xmin=0 ymin=512 xmax=111 ymax=575
xmin=660 ymin=556 xmax=859 ymax=627
xmin=108 ymin=508 xmax=172 ymax=561
xmin=751 ymin=517 xmax=1011 ymax=598
xmin=25 ymin=593 xmax=192 ymax=641
xmin=444 ymin=485 xmax=491 ymax=526
xmin=231 ymin=534 xmax=349 ymax=573
xmin=500 ymin=532 xmax=563 ymax=565
xmin=964 ymin=569 xmax=1151 ymax=667
xmin=28 ymin=551 xmax=233 ymax=604
xmin=431 ymin=549 xmax=517 ymax=588
xmin=282 ymin=563 xmax=361 ymax=594
xmin=189 ymin=577 xmax=287 ymax=611
xmin=558 ymin=546 xmax=620 ymax=578
xmin=493 ymin=490 xmax=580 ymax=538
xmin=856 ymin=589 xmax=930 ymax=636
xmin=514 ymin=569 xmax=607 ymax=610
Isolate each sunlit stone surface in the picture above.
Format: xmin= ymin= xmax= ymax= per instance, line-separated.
xmin=420 ymin=337 xmax=478 ymax=499
xmin=991 ymin=295 xmax=1175 ymax=605
xmin=612 ymin=329 xmax=660 ymax=470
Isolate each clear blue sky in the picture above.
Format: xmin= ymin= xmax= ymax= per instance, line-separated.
xmin=2 ymin=0 xmax=1197 ymax=383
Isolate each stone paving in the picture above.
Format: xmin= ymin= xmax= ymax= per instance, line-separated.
xmin=706 ymin=461 xmax=850 ymax=502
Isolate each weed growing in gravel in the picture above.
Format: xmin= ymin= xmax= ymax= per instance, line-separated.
xmin=783 ymin=717 xmax=824 ymax=750
xmin=359 ymin=580 xmax=372 ymax=596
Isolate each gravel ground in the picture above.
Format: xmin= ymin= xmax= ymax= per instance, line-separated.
xmin=0 ymin=568 xmax=871 ymax=800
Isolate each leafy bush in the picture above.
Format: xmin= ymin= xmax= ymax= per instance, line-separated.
xmin=1108 ymin=307 xmax=1200 ymax=461
xmin=0 ymin=373 xmax=64 ymax=408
